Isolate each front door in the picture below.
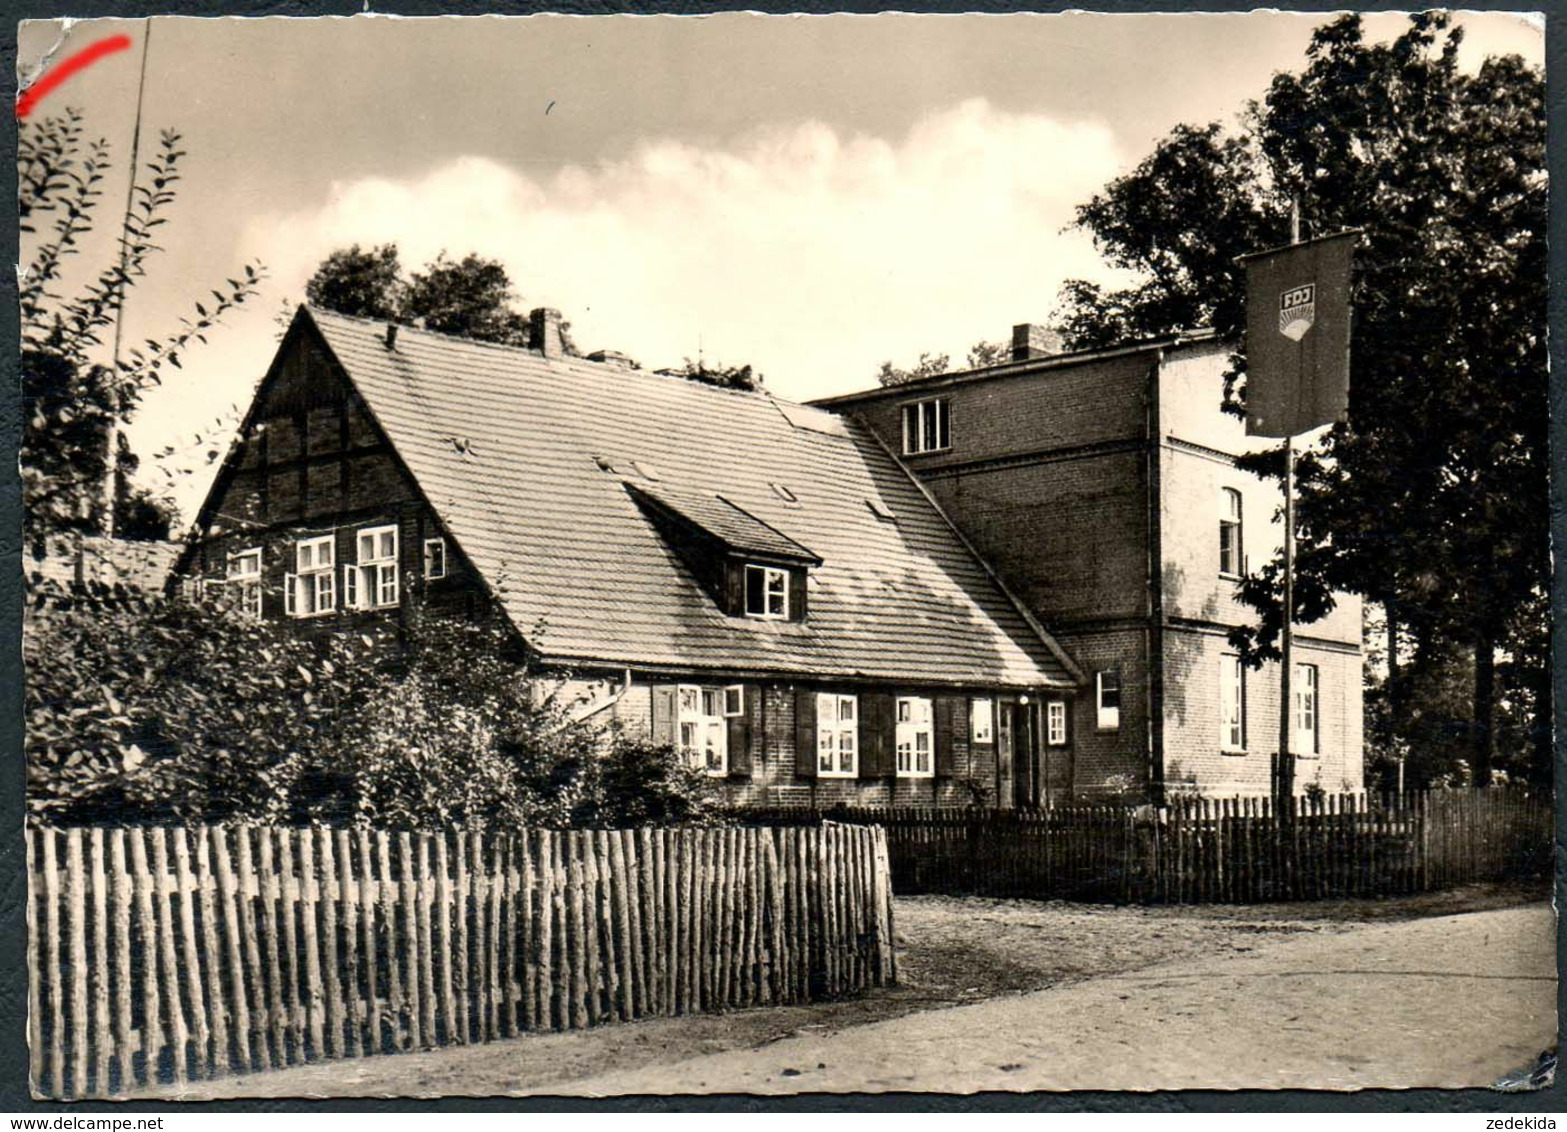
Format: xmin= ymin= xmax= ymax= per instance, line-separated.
xmin=1011 ymin=701 xmax=1040 ymax=809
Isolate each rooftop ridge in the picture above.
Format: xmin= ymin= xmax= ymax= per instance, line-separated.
xmin=304 ymin=303 xmax=824 ymax=413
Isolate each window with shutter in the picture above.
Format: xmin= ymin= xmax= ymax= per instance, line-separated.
xmin=895 ymin=696 xmax=934 ymax=778
xmin=814 ymin=693 xmax=858 ymax=777
xmin=677 ymin=685 xmax=728 ymax=776
xmin=356 ymin=524 xmax=400 ymax=609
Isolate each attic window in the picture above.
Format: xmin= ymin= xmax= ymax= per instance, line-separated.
xmin=867 ymin=497 xmax=897 ymax=521
xmin=632 ymin=460 xmax=662 ymax=481
xmin=593 ymin=455 xmax=616 ymax=473
xmin=770 ymin=482 xmax=798 ymax=504
xmin=744 ymin=564 xmax=789 ymax=619
xmin=901 ymin=397 xmax=950 ymax=455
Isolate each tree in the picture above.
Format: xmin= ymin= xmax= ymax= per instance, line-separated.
xmin=405 ymin=251 xmax=531 ymax=345
xmin=19 ymin=108 xmax=263 ymax=539
xmin=670 ymin=358 xmax=763 ymax=392
xmin=876 ymin=341 xmax=1011 ymax=387
xmin=1056 ymin=14 xmax=1547 ymax=784
xmin=304 ymin=246 xmax=580 ymax=353
xmin=304 ymin=243 xmax=404 ymax=320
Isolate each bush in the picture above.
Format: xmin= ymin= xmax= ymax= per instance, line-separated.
xmin=24 ymin=582 xmax=722 ymax=829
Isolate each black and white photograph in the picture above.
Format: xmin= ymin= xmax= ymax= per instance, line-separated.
xmin=14 ymin=7 xmax=1555 ymax=1105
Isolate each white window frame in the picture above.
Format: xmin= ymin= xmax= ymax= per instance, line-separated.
xmin=744 ymin=564 xmax=789 ymax=620
xmin=901 ymin=397 xmax=951 ymax=455
xmin=1220 ymin=655 xmax=1246 ymax=753
xmin=677 ymin=685 xmax=728 ymax=776
xmin=1047 ymin=700 xmax=1068 ymax=746
xmin=895 ymin=696 xmax=935 ymax=778
xmin=1293 ymin=662 xmax=1320 ymax=757
xmin=1219 ymin=487 xmax=1244 ymax=577
xmin=423 ymin=537 xmax=447 ymax=580
xmin=1095 ymin=671 xmax=1121 ymax=732
xmin=815 ymin=693 xmax=858 ymax=778
xmin=971 ymin=698 xmax=994 ymax=744
xmin=226 ymin=548 xmax=263 ymax=620
xmin=288 ymin=534 xmax=337 ymax=618
xmin=356 ymin=524 xmax=400 ymax=609
xmin=723 ymin=685 xmax=745 ymax=718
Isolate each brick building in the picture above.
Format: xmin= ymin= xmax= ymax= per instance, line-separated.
xmin=813 ymin=325 xmax=1364 ymax=803
xmin=176 ymin=306 xmax=1085 ymax=808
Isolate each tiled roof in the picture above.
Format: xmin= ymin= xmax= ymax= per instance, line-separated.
xmin=625 ymin=481 xmax=820 ymax=564
xmin=306 ymin=307 xmax=1078 ymax=689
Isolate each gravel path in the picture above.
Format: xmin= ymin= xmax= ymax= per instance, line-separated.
xmin=143 ymin=888 xmax=1553 ymax=1099
xmin=563 ymin=904 xmax=1556 ymax=1094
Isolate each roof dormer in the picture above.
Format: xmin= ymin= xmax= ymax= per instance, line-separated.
xmin=625 ymin=481 xmax=818 ymax=622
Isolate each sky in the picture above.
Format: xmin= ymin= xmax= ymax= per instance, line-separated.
xmin=16 ymin=10 xmax=1545 ymax=522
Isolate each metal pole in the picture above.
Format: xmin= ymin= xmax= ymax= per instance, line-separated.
xmin=102 ymin=18 xmax=153 ymax=540
xmin=1275 ymin=196 xmax=1302 ymax=805
xmin=1277 ymin=433 xmax=1296 ymax=802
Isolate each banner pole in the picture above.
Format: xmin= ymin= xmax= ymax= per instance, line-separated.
xmin=1277 ymin=433 xmax=1295 ymax=804
xmin=1276 ymin=196 xmax=1301 ymax=806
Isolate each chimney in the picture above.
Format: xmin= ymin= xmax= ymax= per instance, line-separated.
xmin=384 ymin=323 xmax=398 ymax=350
xmin=1011 ymin=322 xmax=1063 ymax=362
xmin=530 ymin=307 xmax=564 ymax=360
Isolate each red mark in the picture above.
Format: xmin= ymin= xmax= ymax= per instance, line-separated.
xmin=16 ymin=34 xmax=133 ymax=120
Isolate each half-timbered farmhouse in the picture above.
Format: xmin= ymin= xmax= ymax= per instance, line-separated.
xmin=177 ymin=306 xmax=1085 ymax=808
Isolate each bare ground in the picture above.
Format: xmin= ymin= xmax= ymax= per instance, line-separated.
xmin=147 ymin=879 xmax=1551 ymax=1100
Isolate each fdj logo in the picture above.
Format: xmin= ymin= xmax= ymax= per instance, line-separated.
xmin=1278 ymin=283 xmax=1316 ymax=342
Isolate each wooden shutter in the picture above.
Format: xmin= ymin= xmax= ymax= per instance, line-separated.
xmin=934 ymin=695 xmax=960 ymax=778
xmin=793 ymin=687 xmax=817 ymax=778
xmin=728 ymin=685 xmax=754 ymax=778
xmin=788 ymin=568 xmax=808 ymax=622
xmin=651 ymin=684 xmax=678 ymax=745
xmin=859 ymin=692 xmax=893 ymax=778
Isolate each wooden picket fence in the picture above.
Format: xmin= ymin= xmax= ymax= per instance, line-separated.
xmin=27 ymin=822 xmax=895 ymax=1099
xmin=753 ymin=787 xmax=1551 ymax=905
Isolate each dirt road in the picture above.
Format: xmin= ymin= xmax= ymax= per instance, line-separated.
xmin=148 ymin=889 xmax=1553 ymax=1099
xmin=564 ymin=904 xmax=1556 ymax=1094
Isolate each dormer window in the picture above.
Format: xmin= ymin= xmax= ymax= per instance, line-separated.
xmin=745 ymin=564 xmax=789 ymax=619
xmin=901 ymin=397 xmax=950 ymax=454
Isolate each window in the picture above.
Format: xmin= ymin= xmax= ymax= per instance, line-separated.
xmin=287 ymin=534 xmax=336 ymax=617
xmin=900 ymin=398 xmax=950 ymax=455
xmin=895 ymin=696 xmax=934 ymax=777
xmin=1047 ymin=700 xmax=1068 ymax=746
xmin=1096 ymin=671 xmax=1121 ymax=731
xmin=971 ymin=698 xmax=994 ymax=744
xmin=1219 ymin=488 xmax=1243 ymax=576
xmin=677 ymin=685 xmax=727 ymax=776
xmin=355 ymin=524 xmax=399 ymax=609
xmin=723 ymin=685 xmax=745 ymax=718
xmin=424 ymin=537 xmax=447 ymax=580
xmin=1220 ymin=656 xmax=1246 ymax=752
xmin=816 ymin=694 xmax=858 ymax=777
xmin=1294 ymin=663 xmax=1319 ymax=756
xmin=744 ymin=564 xmax=788 ymax=619
xmin=227 ymin=548 xmax=263 ymax=619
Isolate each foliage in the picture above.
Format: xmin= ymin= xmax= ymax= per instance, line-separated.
xmin=876 ymin=341 xmax=1012 ymax=386
xmin=1055 ymin=14 xmax=1547 ymax=781
xmin=19 ymin=108 xmax=264 ymax=538
xmin=876 ymin=351 xmax=949 ymax=387
xmin=304 ymin=243 xmax=404 ymax=321
xmin=304 ymin=245 xmax=579 ymax=353
xmin=964 ymin=340 xmax=1009 ymax=368
xmin=670 ymin=358 xmax=763 ymax=392
xmin=24 ymin=585 xmax=723 ymax=830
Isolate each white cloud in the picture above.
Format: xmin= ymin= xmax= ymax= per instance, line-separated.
xmin=245 ymin=97 xmax=1123 ymax=397
xmin=141 ymin=99 xmax=1126 ymax=518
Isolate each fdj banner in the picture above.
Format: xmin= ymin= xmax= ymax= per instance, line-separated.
xmin=1240 ymin=230 xmax=1357 ymax=438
